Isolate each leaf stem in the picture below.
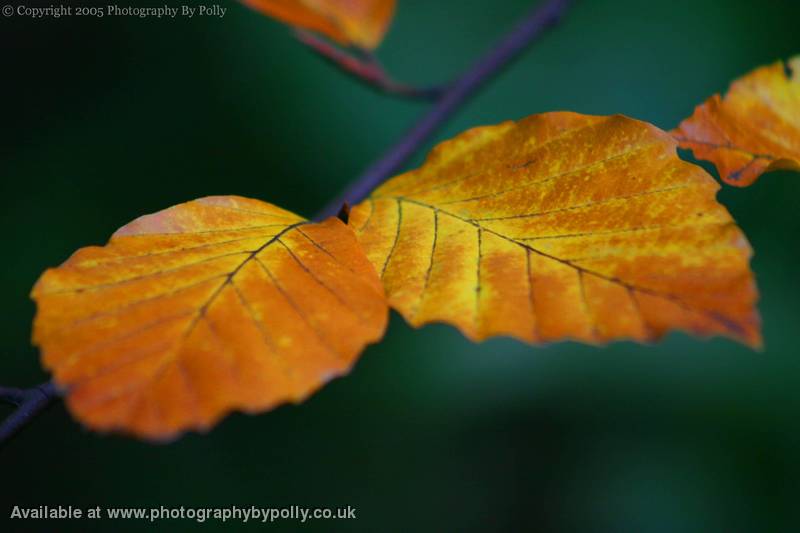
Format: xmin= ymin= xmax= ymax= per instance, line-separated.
xmin=0 ymin=381 xmax=59 ymax=446
xmin=316 ymin=0 xmax=575 ymax=220
xmin=295 ymin=30 xmax=444 ymax=100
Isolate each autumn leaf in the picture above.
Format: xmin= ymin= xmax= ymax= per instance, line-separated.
xmin=673 ymin=56 xmax=800 ymax=186
xmin=31 ymin=196 xmax=387 ymax=440
xmin=240 ymin=0 xmax=396 ymax=50
xmin=350 ymin=112 xmax=760 ymax=347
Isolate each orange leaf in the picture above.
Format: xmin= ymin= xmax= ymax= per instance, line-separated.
xmin=31 ymin=196 xmax=387 ymax=441
xmin=240 ymin=0 xmax=395 ymax=49
xmin=673 ymin=56 xmax=800 ymax=186
xmin=351 ymin=113 xmax=760 ymax=347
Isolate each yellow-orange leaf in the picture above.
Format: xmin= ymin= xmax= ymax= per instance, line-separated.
xmin=240 ymin=0 xmax=395 ymax=49
xmin=673 ymin=56 xmax=800 ymax=186
xmin=351 ymin=113 xmax=760 ymax=347
xmin=31 ymin=196 xmax=387 ymax=440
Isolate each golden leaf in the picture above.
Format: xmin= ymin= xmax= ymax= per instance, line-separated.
xmin=240 ymin=0 xmax=395 ymax=49
xmin=673 ymin=56 xmax=800 ymax=186
xmin=32 ymin=196 xmax=387 ymax=440
xmin=351 ymin=113 xmax=760 ymax=346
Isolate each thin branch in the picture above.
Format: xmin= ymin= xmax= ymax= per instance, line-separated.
xmin=0 ymin=381 xmax=59 ymax=446
xmin=295 ymin=30 xmax=444 ymax=100
xmin=316 ymin=0 xmax=575 ymax=220
xmin=0 ymin=386 xmax=26 ymax=405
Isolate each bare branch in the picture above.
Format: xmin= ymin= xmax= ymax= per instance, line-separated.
xmin=0 ymin=381 xmax=59 ymax=446
xmin=0 ymin=386 xmax=26 ymax=405
xmin=295 ymin=30 xmax=444 ymax=100
xmin=317 ymin=0 xmax=576 ymax=219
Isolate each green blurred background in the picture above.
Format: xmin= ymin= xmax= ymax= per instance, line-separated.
xmin=1 ymin=0 xmax=799 ymax=531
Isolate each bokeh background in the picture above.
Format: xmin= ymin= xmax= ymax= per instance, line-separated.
xmin=2 ymin=0 xmax=799 ymax=531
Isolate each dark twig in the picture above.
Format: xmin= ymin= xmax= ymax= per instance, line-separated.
xmin=295 ymin=30 xmax=444 ymax=100
xmin=317 ymin=0 xmax=575 ymax=219
xmin=0 ymin=381 xmax=59 ymax=446
xmin=0 ymin=386 xmax=26 ymax=405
